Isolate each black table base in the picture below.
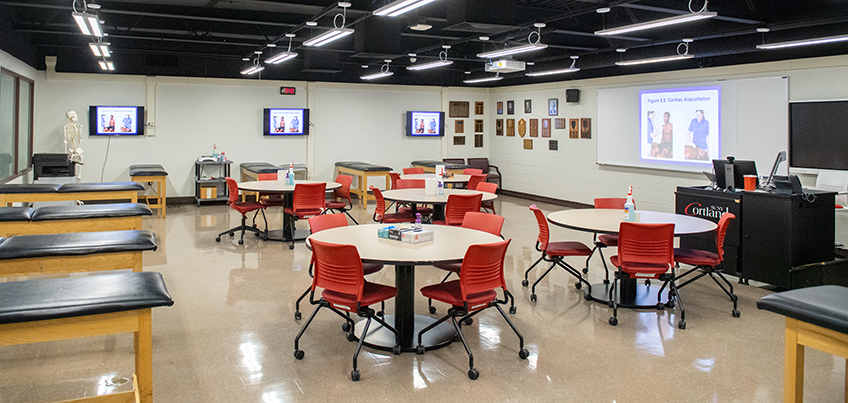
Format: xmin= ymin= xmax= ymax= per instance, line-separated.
xmin=353 ymin=314 xmax=455 ymax=352
xmin=585 ymin=279 xmax=670 ymax=309
xmin=263 ymin=228 xmax=310 ymax=242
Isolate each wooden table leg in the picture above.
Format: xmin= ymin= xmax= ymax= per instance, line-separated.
xmin=135 ymin=309 xmax=153 ymax=403
xmin=785 ymin=317 xmax=804 ymax=403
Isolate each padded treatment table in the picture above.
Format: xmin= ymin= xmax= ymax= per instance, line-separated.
xmin=334 ymin=161 xmax=392 ymax=208
xmin=0 ymin=229 xmax=156 ymax=277
xmin=0 ymin=271 xmax=174 ymax=403
xmin=757 ymin=286 xmax=848 ymax=402
xmin=0 ymin=181 xmax=144 ymax=206
xmin=130 ymin=164 xmax=168 ymax=217
xmin=0 ymin=203 xmax=152 ymax=237
xmin=410 ymin=159 xmax=474 ymax=174
xmin=239 ymin=162 xmax=307 ymax=201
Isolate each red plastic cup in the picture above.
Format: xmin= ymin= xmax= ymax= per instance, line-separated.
xmin=744 ymin=175 xmax=757 ymax=191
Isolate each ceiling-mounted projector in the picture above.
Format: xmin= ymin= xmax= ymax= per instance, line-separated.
xmin=485 ymin=59 xmax=525 ymax=73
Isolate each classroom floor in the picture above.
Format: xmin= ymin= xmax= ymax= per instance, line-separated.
xmin=0 ymin=195 xmax=845 ymax=402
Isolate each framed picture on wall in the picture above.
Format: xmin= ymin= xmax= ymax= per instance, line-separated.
xmin=475 ymin=102 xmax=484 ymax=115
xmin=548 ymin=98 xmax=558 ymax=116
xmin=524 ymin=100 xmax=532 ymax=113
xmin=541 ymin=118 xmax=551 ymax=138
xmin=474 ymin=134 xmax=483 ymax=148
xmin=496 ymin=119 xmax=503 ymax=136
xmin=507 ymin=100 xmax=515 ymax=115
xmin=529 ymin=118 xmax=538 ymax=137
xmin=497 ymin=102 xmax=503 ymax=115
xmin=455 ymin=120 xmax=464 ymax=133
xmin=474 ymin=119 xmax=483 ymax=133
xmin=506 ymin=119 xmax=515 ymax=136
xmin=554 ymin=118 xmax=566 ymax=129
xmin=581 ymin=118 xmax=592 ymax=139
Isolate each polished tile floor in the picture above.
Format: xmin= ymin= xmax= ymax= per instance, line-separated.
xmin=1 ymin=195 xmax=846 ymax=402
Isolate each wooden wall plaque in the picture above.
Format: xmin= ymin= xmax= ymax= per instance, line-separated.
xmin=449 ymin=101 xmax=470 ymax=118
xmin=455 ymin=120 xmax=464 ymax=133
xmin=506 ymin=119 xmax=515 ymax=137
xmin=496 ymin=119 xmax=503 ymax=136
xmin=474 ymin=134 xmax=483 ymax=148
xmin=523 ymin=139 xmax=533 ymax=150
xmin=569 ymin=118 xmax=579 ymax=139
xmin=580 ymin=118 xmax=592 ymax=139
xmin=453 ymin=136 xmax=466 ymax=145
xmin=529 ymin=119 xmax=538 ymax=137
xmin=474 ymin=119 xmax=483 ymax=133
xmin=474 ymin=102 xmax=484 ymax=115
xmin=541 ymin=118 xmax=551 ymax=138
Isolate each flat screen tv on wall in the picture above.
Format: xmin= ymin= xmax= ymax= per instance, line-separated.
xmin=88 ymin=106 xmax=145 ymax=136
xmin=264 ymin=108 xmax=309 ymax=136
xmin=406 ymin=111 xmax=445 ymax=136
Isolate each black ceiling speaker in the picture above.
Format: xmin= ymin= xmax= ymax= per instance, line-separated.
xmin=566 ymin=89 xmax=580 ymax=104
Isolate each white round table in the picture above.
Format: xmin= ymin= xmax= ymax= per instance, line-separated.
xmin=307 ymin=224 xmax=503 ymax=352
xmin=238 ymin=180 xmax=341 ymax=243
xmin=546 ymin=209 xmax=717 ymax=308
xmin=381 ymin=189 xmax=497 ymax=221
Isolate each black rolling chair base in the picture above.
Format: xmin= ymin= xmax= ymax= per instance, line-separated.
xmin=585 ymin=281 xmax=671 ymax=308
xmin=351 ymin=314 xmax=455 ymax=353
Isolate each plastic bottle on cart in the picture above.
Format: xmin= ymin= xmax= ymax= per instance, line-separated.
xmin=220 ymin=152 xmax=226 ymax=162
xmin=213 ymin=144 xmax=220 ymax=161
xmin=287 ymin=162 xmax=295 ymax=185
xmin=414 ymin=213 xmax=422 ymax=230
xmin=437 ymin=179 xmax=444 ymax=195
xmin=623 ymin=186 xmax=636 ymax=222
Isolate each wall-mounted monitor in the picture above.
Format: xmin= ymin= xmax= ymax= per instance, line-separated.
xmin=88 ymin=106 xmax=145 ymax=136
xmin=264 ymin=108 xmax=309 ymax=136
xmin=789 ymin=101 xmax=848 ymax=171
xmin=406 ymin=111 xmax=445 ymax=137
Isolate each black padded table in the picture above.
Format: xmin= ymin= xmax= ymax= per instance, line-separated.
xmin=0 ymin=182 xmax=143 ymax=206
xmin=130 ymin=165 xmax=168 ymax=217
xmin=0 ymin=203 xmax=152 ymax=236
xmin=410 ymin=160 xmax=474 ymax=174
xmin=335 ymin=161 xmax=393 ymax=208
xmin=757 ymin=286 xmax=848 ymax=402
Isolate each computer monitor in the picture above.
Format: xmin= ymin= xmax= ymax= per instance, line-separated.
xmin=764 ymin=151 xmax=787 ymax=190
xmin=713 ymin=159 xmax=758 ymax=191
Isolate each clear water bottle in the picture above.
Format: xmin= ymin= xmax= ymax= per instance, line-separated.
xmin=414 ymin=213 xmax=422 ymax=230
xmin=287 ymin=162 xmax=295 ymax=185
xmin=437 ymin=179 xmax=444 ymax=195
xmin=624 ymin=186 xmax=636 ymax=222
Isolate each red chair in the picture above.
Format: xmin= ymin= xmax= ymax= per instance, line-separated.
xmin=402 ymin=167 xmax=425 ymax=174
xmin=432 ymin=193 xmax=482 ymax=226
xmin=370 ymin=186 xmax=415 ymax=223
xmin=388 ymin=172 xmax=401 ymax=189
xmin=251 ymin=173 xmax=284 ymax=231
xmin=294 ymin=214 xmax=384 ymax=320
xmin=523 ymin=205 xmax=593 ymax=301
xmin=396 ymin=179 xmax=425 ymax=189
xmin=416 ymin=239 xmax=528 ymax=380
xmin=429 ymin=212 xmax=505 ymax=314
xmin=294 ymin=239 xmax=400 ymax=381
xmin=674 ymin=213 xmax=739 ymax=318
xmin=462 ymin=168 xmax=483 ymax=175
xmin=476 ymin=182 xmax=498 ymax=214
xmin=283 ymin=183 xmax=326 ymax=249
xmin=395 ymin=179 xmax=433 ymax=219
xmin=582 ymin=198 xmax=628 ymax=285
xmin=324 ymin=175 xmax=358 ymax=225
xmin=608 ymin=222 xmax=681 ymax=328
xmin=465 ymin=174 xmax=487 ymax=191
xmin=216 ymin=178 xmax=268 ymax=245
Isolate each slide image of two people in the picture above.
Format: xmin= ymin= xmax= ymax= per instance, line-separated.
xmin=645 ymin=109 xmax=710 ymax=161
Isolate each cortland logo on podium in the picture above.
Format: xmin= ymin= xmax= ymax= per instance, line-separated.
xmin=684 ymin=202 xmax=728 ymax=219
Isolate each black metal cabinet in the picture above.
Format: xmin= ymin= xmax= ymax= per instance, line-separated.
xmin=675 ymin=187 xmax=742 ymax=275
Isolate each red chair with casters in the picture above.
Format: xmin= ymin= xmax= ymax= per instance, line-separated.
xmin=432 ymin=193 xmax=482 ymax=226
xmin=462 ymin=168 xmax=483 ymax=175
xmin=476 ymin=182 xmax=498 ymax=214
xmin=324 ymin=175 xmax=358 ymax=225
xmin=294 ymin=239 xmax=400 ymax=381
xmin=370 ymin=186 xmax=415 ymax=223
xmin=582 ymin=198 xmax=628 ymax=284
xmin=428 ymin=212 xmax=505 ymax=314
xmin=465 ymin=174 xmax=487 ymax=191
xmin=294 ymin=214 xmax=384 ymax=321
xmin=283 ymin=183 xmax=326 ymax=249
xmin=216 ymin=178 xmax=268 ymax=245
xmin=416 ymin=239 xmax=528 ymax=380
xmin=608 ymin=222 xmax=681 ymax=328
xmin=388 ymin=172 xmax=401 ymax=189
xmin=674 ymin=213 xmax=740 ymax=318
xmin=395 ymin=179 xmax=433 ymax=219
xmin=396 ymin=179 xmax=425 ymax=189
xmin=403 ymin=167 xmax=425 ymax=175
xmin=523 ymin=205 xmax=593 ymax=301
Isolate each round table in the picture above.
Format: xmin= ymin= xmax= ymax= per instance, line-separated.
xmin=238 ymin=180 xmax=341 ymax=243
xmin=307 ymin=224 xmax=502 ymax=352
xmin=547 ymin=209 xmax=717 ymax=308
xmin=380 ymin=189 xmax=497 ymax=221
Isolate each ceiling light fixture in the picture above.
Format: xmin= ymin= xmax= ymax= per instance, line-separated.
xmin=373 ymin=0 xmax=437 ymax=17
xmin=304 ymin=2 xmax=354 ymax=47
xmin=98 ymin=60 xmax=114 ymax=71
xmin=361 ymin=59 xmax=394 ymax=80
xmin=88 ymin=42 xmax=110 ymax=57
xmin=241 ymin=57 xmax=264 ymax=75
xmin=616 ymin=39 xmax=695 ymax=66
xmin=477 ymin=23 xmax=548 ymax=58
xmin=479 ymin=36 xmax=489 ymax=41
xmin=595 ymin=0 xmax=716 ymax=36
xmin=73 ymin=11 xmax=103 ymax=36
xmin=526 ymin=55 xmax=580 ymax=77
xmin=306 ymin=21 xmax=318 ymax=27
xmin=756 ymin=34 xmax=848 ymax=50
xmin=409 ymin=23 xmax=432 ymax=31
xmin=464 ymin=73 xmax=503 ymax=84
xmin=267 ymin=34 xmax=298 ymax=64
xmin=407 ymin=45 xmax=453 ymax=71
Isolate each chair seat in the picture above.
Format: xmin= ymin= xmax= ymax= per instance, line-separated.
xmin=546 ymin=241 xmax=592 ymax=257
xmin=399 ymin=206 xmax=433 ymax=216
xmin=420 ymin=280 xmax=497 ymax=311
xmin=674 ymin=247 xmax=720 ymax=267
xmin=322 ymin=281 xmax=396 ymax=312
xmin=233 ymin=201 xmax=266 ymax=214
xmin=610 ymin=255 xmax=670 ymax=276
xmin=325 ymin=200 xmax=348 ymax=209
xmin=284 ymin=207 xmax=324 ymax=218
xmin=379 ymin=212 xmax=415 ymax=223
xmin=597 ymin=234 xmax=619 ymax=246
xmin=261 ymin=198 xmax=286 ymax=207
xmin=433 ymin=261 xmax=461 ymax=273
xmin=363 ymin=262 xmax=383 ymax=275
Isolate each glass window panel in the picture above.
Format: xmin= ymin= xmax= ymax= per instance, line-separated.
xmin=17 ymin=80 xmax=32 ymax=172
xmin=0 ymin=73 xmax=16 ymax=180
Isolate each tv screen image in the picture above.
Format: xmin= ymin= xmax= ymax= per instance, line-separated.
xmin=407 ymin=111 xmax=444 ymax=137
xmin=88 ymin=106 xmax=144 ymax=136
xmin=789 ymin=101 xmax=848 ymax=171
xmin=264 ymin=108 xmax=309 ymax=136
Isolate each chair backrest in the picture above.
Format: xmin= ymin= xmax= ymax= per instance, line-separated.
xmin=308 ymin=213 xmax=348 ymax=233
xmin=466 ymin=158 xmax=490 ymax=174
xmin=594 ymin=197 xmax=627 ymax=209
xmin=445 ymin=193 xmax=483 ymax=225
xmin=292 ymin=183 xmax=326 ymax=211
xmin=459 ymin=239 xmax=511 ymax=305
xmin=258 ymin=173 xmax=277 ymax=181
xmin=396 ymin=179 xmax=425 ymax=189
xmin=443 ymin=158 xmax=465 ymax=164
xmin=225 ymin=177 xmax=240 ymax=204
xmin=529 ymin=204 xmax=551 ymax=250
xmin=714 ymin=212 xmax=736 ymax=262
xmin=333 ymin=175 xmax=353 ymax=202
xmin=466 ymin=174 xmax=487 ymax=190
xmin=463 ymin=168 xmax=483 ymax=175
xmin=310 ymin=239 xmax=364 ymax=300
xmin=816 ymin=171 xmax=848 ymax=206
xmin=617 ymin=222 xmax=675 ymax=268
xmin=462 ymin=211 xmax=504 ymax=236
xmin=403 ymin=167 xmax=425 ymax=174
xmin=388 ymin=172 xmax=401 ymax=189
xmin=476 ymin=182 xmax=498 ymax=194
xmin=370 ymin=186 xmax=387 ymax=220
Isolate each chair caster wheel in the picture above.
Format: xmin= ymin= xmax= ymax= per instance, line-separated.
xmin=215 ymin=237 xmax=221 ymax=242
xmin=530 ymin=294 xmax=537 ymax=302
xmin=294 ymin=312 xmax=302 ymax=320
xmin=521 ymin=279 xmax=529 ymax=287
xmin=416 ymin=345 xmax=425 ymax=355
xmin=574 ymin=282 xmax=582 ymax=290
xmin=238 ymin=239 xmax=244 ymax=245
xmin=678 ymin=320 xmax=686 ymax=329
xmin=294 ymin=350 xmax=304 ymax=360
xmin=584 ymin=293 xmax=592 ymax=301
xmin=509 ymin=306 xmax=516 ymax=314
xmin=609 ymin=317 xmax=618 ymax=326
xmin=289 ymin=244 xmax=295 ymax=250
xmin=519 ymin=349 xmax=529 ymax=359
xmin=463 ymin=317 xmax=473 ymax=326
xmin=467 ymin=368 xmax=479 ymax=380
xmin=347 ymin=333 xmax=357 ymax=342
xmin=393 ymin=345 xmax=402 ymax=355
xmin=350 ymin=370 xmax=360 ymax=382
xmin=603 ymin=279 xmax=610 ymax=285
xmin=607 ymin=301 xmax=615 ymax=308
xmin=665 ymin=301 xmax=675 ymax=309
xmin=656 ymin=303 xmax=664 ymax=310
xmin=254 ymin=232 xmax=260 ymax=237
xmin=229 ymin=232 xmax=234 ymax=237
xmin=376 ymin=311 xmax=384 ymax=317
xmin=342 ymin=322 xmax=351 ymax=332
xmin=732 ymin=309 xmax=740 ymax=318
xmin=582 ymin=267 xmax=589 ymax=274
xmin=428 ymin=306 xmax=436 ymax=314
xmin=645 ymin=280 xmax=651 ymax=287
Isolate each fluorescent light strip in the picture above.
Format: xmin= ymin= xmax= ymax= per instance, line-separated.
xmin=73 ymin=13 xmax=91 ymax=35
xmin=406 ymin=60 xmax=453 ymax=71
xmin=107 ymin=61 xmax=114 ymax=71
xmin=303 ymin=28 xmax=354 ymax=47
xmin=73 ymin=12 xmax=103 ymax=37
xmin=374 ymin=0 xmax=438 ymax=17
xmin=615 ymin=54 xmax=693 ymax=66
xmin=595 ymin=11 xmax=716 ymax=36
xmin=477 ymin=44 xmax=547 ymax=59
xmin=463 ymin=76 xmax=503 ymax=84
xmin=266 ymin=52 xmax=298 ymax=64
xmin=100 ymin=45 xmax=110 ymax=57
xmin=98 ymin=60 xmax=107 ymax=70
xmin=526 ymin=67 xmax=580 ymax=77
xmin=756 ymin=34 xmax=848 ymax=49
xmin=360 ymin=71 xmax=394 ymax=80
xmin=240 ymin=66 xmax=265 ymax=75
xmin=89 ymin=43 xmax=101 ymax=56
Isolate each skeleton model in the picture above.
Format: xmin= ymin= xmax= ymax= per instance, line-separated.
xmin=64 ymin=110 xmax=84 ymax=166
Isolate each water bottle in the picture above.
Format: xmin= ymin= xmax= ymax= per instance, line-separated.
xmin=624 ymin=186 xmax=636 ymax=222
xmin=437 ymin=179 xmax=444 ymax=195
xmin=220 ymin=152 xmax=226 ymax=162
xmin=414 ymin=213 xmax=422 ymax=230
xmin=212 ymin=144 xmax=220 ymax=161
xmin=287 ymin=162 xmax=295 ymax=185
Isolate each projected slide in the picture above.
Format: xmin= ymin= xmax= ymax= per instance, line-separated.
xmin=640 ymin=86 xmax=720 ymax=165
